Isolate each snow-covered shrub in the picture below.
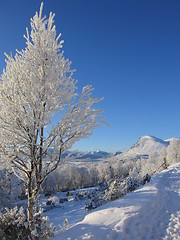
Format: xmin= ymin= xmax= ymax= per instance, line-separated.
xmin=104 ymin=179 xmax=128 ymax=202
xmin=98 ymin=182 xmax=108 ymax=191
xmin=29 ymin=209 xmax=55 ymax=239
xmin=104 ymin=176 xmax=143 ymax=202
xmin=85 ymin=191 xmax=105 ymax=210
xmin=75 ymin=191 xmax=87 ymax=200
xmin=59 ymin=219 xmax=69 ymax=233
xmin=47 ymin=196 xmax=59 ymax=206
xmin=45 ymin=196 xmax=64 ymax=211
xmin=0 ymin=206 xmax=30 ymax=240
xmin=128 ymin=177 xmax=139 ymax=192
xmin=164 ymin=211 xmax=180 ymax=239
xmin=0 ymin=207 xmax=55 ymax=240
xmin=141 ymin=174 xmax=151 ymax=185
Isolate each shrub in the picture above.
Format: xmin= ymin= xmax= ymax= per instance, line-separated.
xmin=30 ymin=209 xmax=55 ymax=239
xmin=0 ymin=207 xmax=55 ymax=240
xmin=0 ymin=206 xmax=30 ymax=240
xmin=104 ymin=179 xmax=128 ymax=202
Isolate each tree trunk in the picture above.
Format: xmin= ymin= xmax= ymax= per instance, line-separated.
xmin=27 ymin=196 xmax=35 ymax=230
xmin=27 ymin=176 xmax=39 ymax=240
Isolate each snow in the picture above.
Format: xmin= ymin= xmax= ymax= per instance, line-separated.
xmin=113 ymin=135 xmax=170 ymax=162
xmin=42 ymin=187 xmax=100 ymax=233
xmin=164 ymin=138 xmax=179 ymax=143
xmin=50 ymin=163 xmax=180 ymax=239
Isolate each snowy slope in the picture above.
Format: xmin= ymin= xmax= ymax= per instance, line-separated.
xmin=58 ymin=163 xmax=180 ymax=240
xmin=114 ymin=135 xmax=170 ymax=161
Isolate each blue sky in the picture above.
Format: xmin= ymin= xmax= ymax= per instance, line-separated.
xmin=0 ymin=0 xmax=180 ymax=152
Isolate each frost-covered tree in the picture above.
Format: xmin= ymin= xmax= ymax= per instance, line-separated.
xmin=0 ymin=3 xmax=104 ymax=238
xmin=166 ymin=139 xmax=180 ymax=165
xmin=88 ymin=166 xmax=99 ymax=185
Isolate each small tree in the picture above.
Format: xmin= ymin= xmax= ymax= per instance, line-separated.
xmin=0 ymin=3 xmax=104 ymax=238
xmin=166 ymin=139 xmax=180 ymax=165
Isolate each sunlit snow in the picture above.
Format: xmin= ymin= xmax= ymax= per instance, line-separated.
xmin=49 ymin=163 xmax=180 ymax=239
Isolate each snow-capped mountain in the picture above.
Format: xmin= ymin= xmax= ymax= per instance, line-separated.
xmin=51 ymin=136 xmax=178 ymax=163
xmin=114 ymin=135 xmax=171 ymax=161
xmin=76 ymin=150 xmax=113 ymax=160
xmin=61 ymin=150 xmax=113 ymax=162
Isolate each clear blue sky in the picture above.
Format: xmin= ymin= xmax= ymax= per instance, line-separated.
xmin=0 ymin=0 xmax=180 ymax=152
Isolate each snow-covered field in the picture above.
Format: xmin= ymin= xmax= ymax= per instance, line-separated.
xmin=49 ymin=163 xmax=180 ymax=240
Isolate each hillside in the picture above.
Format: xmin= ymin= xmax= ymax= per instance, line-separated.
xmin=57 ymin=135 xmax=178 ymax=167
xmin=61 ymin=136 xmax=173 ymax=165
xmin=59 ymin=163 xmax=180 ymax=240
xmin=113 ymin=135 xmax=171 ymax=162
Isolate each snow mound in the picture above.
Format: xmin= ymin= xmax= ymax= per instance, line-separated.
xmin=59 ymin=163 xmax=180 ymax=240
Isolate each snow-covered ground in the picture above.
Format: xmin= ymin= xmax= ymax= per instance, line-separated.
xmin=45 ymin=187 xmax=100 ymax=231
xmin=50 ymin=163 xmax=180 ymax=240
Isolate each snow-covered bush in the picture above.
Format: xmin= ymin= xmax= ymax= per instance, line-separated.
xmin=29 ymin=209 xmax=55 ymax=239
xmin=45 ymin=196 xmax=64 ymax=212
xmin=59 ymin=219 xmax=69 ymax=233
xmin=128 ymin=177 xmax=139 ymax=192
xmin=75 ymin=192 xmax=87 ymax=200
xmin=0 ymin=206 xmax=30 ymax=240
xmin=141 ymin=174 xmax=151 ymax=185
xmin=85 ymin=191 xmax=105 ymax=210
xmin=164 ymin=211 xmax=180 ymax=239
xmin=104 ymin=179 xmax=128 ymax=202
xmin=0 ymin=207 xmax=55 ymax=240
xmin=47 ymin=196 xmax=59 ymax=206
xmin=104 ymin=175 xmax=148 ymax=202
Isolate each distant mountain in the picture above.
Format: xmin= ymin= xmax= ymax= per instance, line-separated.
xmin=61 ymin=150 xmax=113 ymax=163
xmin=114 ymin=151 xmax=122 ymax=156
xmin=114 ymin=135 xmax=171 ymax=161
xmin=76 ymin=150 xmax=113 ymax=160
xmin=48 ymin=136 xmax=178 ymax=164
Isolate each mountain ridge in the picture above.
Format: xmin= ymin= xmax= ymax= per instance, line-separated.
xmin=52 ymin=135 xmax=179 ymax=163
xmin=112 ymin=135 xmax=177 ymax=162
